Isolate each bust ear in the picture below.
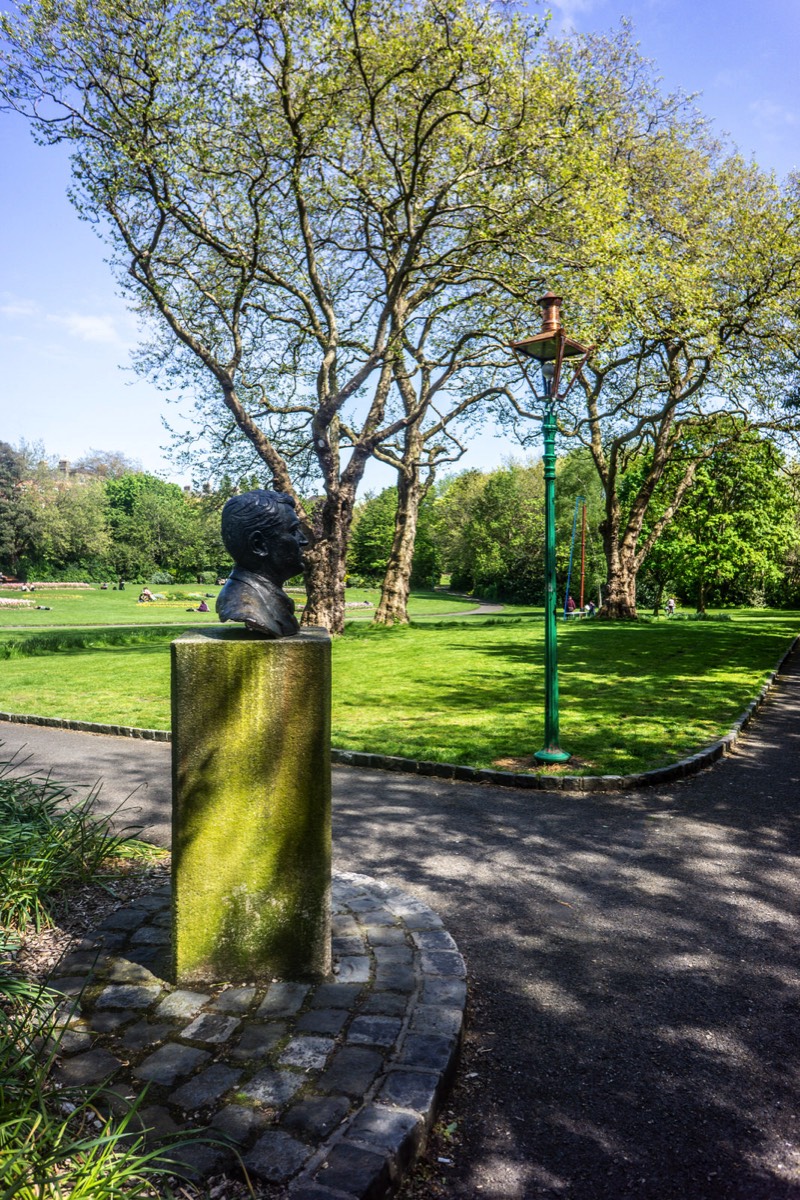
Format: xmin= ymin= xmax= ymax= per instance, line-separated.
xmin=248 ymin=529 xmax=270 ymax=560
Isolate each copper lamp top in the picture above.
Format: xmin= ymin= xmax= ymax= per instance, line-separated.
xmin=510 ymin=291 xmax=588 ymax=362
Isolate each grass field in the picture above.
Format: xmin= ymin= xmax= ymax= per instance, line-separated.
xmin=0 ymin=585 xmax=477 ymax=628
xmin=0 ymin=604 xmax=796 ymax=776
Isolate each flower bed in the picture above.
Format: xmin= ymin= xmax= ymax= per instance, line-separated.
xmin=2 ymin=582 xmax=93 ymax=590
xmin=0 ymin=598 xmax=34 ymax=608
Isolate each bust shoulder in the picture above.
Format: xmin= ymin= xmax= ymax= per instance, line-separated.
xmin=216 ymin=569 xmax=299 ymax=639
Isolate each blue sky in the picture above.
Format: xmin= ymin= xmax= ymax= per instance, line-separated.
xmin=0 ymin=0 xmax=797 ymax=486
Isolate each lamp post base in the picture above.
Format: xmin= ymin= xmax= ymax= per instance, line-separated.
xmin=534 ymin=746 xmax=571 ymax=764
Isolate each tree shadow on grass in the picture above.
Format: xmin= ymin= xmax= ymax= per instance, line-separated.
xmin=339 ymin=621 xmax=793 ymax=773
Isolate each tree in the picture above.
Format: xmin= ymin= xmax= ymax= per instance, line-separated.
xmin=0 ymin=441 xmax=35 ymax=575
xmin=72 ymin=450 xmax=143 ymax=479
xmin=104 ymin=473 xmax=208 ymax=580
xmin=505 ymin=30 xmax=800 ymax=617
xmin=555 ymin=448 xmax=606 ymax=608
xmin=348 ymin=489 xmax=399 ymax=584
xmin=348 ymin=486 xmax=440 ymax=588
xmin=20 ymin=466 xmax=111 ymax=578
xmin=1 ymin=0 xmax=565 ymax=632
xmin=637 ymin=422 xmax=800 ymax=611
xmin=434 ymin=462 xmax=546 ymax=603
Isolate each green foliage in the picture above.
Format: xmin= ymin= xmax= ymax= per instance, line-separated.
xmin=0 ymin=776 xmax=194 ymax=1196
xmin=105 ymin=474 xmax=220 ymax=582
xmin=0 ymin=448 xmax=227 ymax=584
xmin=503 ymin=30 xmax=800 ymax=615
xmin=434 ymin=463 xmax=546 ymax=602
xmin=555 ymin=449 xmax=607 ymax=603
xmin=0 ymin=441 xmax=39 ymax=576
xmin=0 ymin=960 xmax=188 ymax=1199
xmin=638 ymin=422 xmax=800 ymax=611
xmin=348 ymin=490 xmax=399 ymax=582
xmin=348 ymin=488 xmax=441 ymax=587
xmin=433 ymin=453 xmax=610 ymax=606
xmin=0 ymin=772 xmax=144 ymax=932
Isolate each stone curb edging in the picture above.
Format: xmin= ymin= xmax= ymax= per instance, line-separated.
xmin=2 ymin=635 xmax=797 ymax=793
xmin=44 ymin=872 xmax=465 ymax=1199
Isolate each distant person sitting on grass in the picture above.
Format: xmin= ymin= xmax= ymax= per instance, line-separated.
xmin=138 ymin=587 xmax=155 ymax=603
xmin=186 ymin=600 xmax=210 ymax=612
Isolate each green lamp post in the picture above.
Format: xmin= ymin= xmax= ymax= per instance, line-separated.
xmin=511 ymin=293 xmax=590 ymax=764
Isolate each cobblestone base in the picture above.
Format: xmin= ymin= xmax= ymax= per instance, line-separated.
xmin=46 ymin=872 xmax=465 ymax=1199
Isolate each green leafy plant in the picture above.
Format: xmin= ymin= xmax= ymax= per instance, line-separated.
xmin=0 ymin=957 xmax=185 ymax=1199
xmin=0 ymin=772 xmax=148 ymax=932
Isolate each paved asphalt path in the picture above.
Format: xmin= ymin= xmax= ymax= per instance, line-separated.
xmin=3 ymin=651 xmax=800 ymax=1200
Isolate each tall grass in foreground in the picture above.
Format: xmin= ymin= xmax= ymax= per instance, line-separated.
xmin=0 ymin=937 xmax=185 ymax=1200
xmin=0 ymin=775 xmax=226 ymax=1198
xmin=0 ymin=769 xmax=153 ymax=932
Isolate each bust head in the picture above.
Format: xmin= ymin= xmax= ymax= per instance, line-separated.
xmin=221 ymin=490 xmax=307 ymax=587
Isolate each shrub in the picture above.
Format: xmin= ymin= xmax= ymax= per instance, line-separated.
xmin=0 ymin=771 xmax=148 ymax=932
xmin=0 ymin=786 xmax=212 ymax=1198
xmin=149 ymin=571 xmax=174 ymax=585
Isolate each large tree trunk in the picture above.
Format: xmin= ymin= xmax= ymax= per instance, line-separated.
xmin=601 ymin=564 xmax=638 ymax=618
xmin=599 ymin=516 xmax=639 ymax=619
xmin=374 ymin=467 xmax=422 ymax=625
xmin=300 ymin=489 xmax=354 ymax=635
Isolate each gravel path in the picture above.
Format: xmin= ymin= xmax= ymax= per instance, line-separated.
xmin=2 ymin=648 xmax=800 ymax=1199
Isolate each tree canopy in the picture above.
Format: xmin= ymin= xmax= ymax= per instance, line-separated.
xmin=637 ymin=422 xmax=800 ymax=612
xmin=504 ymin=30 xmax=800 ymax=616
xmin=0 ymin=0 xmax=570 ymax=630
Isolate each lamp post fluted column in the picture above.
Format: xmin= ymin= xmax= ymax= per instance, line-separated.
xmin=536 ymin=403 xmax=569 ymax=763
xmin=510 ymin=291 xmax=592 ymax=768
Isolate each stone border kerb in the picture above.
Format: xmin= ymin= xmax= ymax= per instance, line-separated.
xmin=2 ymin=636 xmax=797 ymax=794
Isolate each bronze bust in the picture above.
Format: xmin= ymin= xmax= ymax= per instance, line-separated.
xmin=216 ymin=490 xmax=308 ymax=638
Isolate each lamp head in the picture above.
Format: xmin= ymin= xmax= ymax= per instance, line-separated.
xmin=510 ymin=291 xmax=588 ymax=367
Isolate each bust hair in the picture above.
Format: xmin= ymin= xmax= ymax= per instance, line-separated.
xmin=221 ymin=490 xmax=297 ymax=566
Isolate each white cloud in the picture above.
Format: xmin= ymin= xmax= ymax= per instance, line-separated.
xmin=49 ymin=312 xmax=121 ymax=343
xmin=0 ymin=298 xmax=126 ymax=346
xmin=0 ymin=298 xmax=39 ymax=318
xmin=749 ymin=98 xmax=798 ymax=128
xmin=545 ymin=0 xmax=605 ymax=33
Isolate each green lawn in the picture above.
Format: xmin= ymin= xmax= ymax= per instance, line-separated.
xmin=0 ymin=585 xmax=477 ymax=628
xmin=0 ymin=585 xmax=221 ymax=628
xmin=1 ymin=608 xmax=796 ymax=776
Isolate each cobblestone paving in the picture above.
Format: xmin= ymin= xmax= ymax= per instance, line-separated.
xmin=47 ymin=871 xmax=465 ymax=1198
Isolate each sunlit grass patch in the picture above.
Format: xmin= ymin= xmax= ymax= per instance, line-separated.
xmin=0 ymin=608 xmax=796 ymax=776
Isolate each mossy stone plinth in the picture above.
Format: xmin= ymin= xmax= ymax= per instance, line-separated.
xmin=171 ymin=628 xmax=331 ymax=984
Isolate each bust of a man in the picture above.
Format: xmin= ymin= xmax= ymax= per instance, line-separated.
xmin=216 ymin=489 xmax=308 ymax=638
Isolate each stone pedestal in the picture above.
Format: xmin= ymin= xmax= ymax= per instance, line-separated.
xmin=171 ymin=627 xmax=331 ymax=984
